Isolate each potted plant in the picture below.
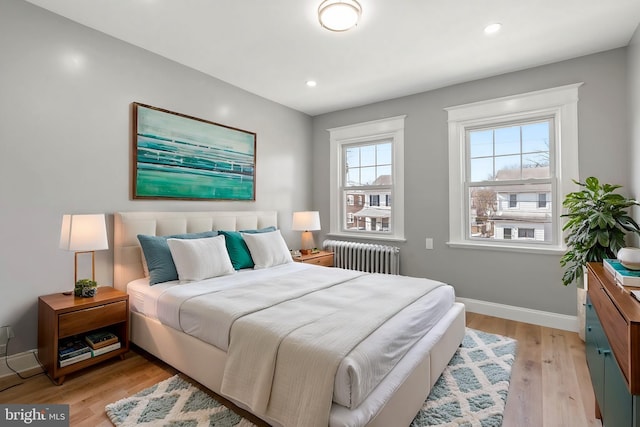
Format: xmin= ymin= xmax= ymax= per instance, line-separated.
xmin=561 ymin=177 xmax=640 ymax=338
xmin=74 ymin=279 xmax=98 ymax=298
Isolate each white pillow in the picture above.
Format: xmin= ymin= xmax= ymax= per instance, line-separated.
xmin=166 ymin=235 xmax=235 ymax=282
xmin=242 ymin=229 xmax=293 ymax=269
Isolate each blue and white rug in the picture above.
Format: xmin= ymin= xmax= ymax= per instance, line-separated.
xmin=106 ymin=328 xmax=516 ymax=427
xmin=412 ymin=328 xmax=516 ymax=427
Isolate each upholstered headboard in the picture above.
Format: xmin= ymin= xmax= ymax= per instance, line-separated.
xmin=113 ymin=211 xmax=278 ymax=291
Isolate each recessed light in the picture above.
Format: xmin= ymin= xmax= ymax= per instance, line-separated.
xmin=484 ymin=23 xmax=502 ymax=35
xmin=306 ymin=80 xmax=317 ymax=87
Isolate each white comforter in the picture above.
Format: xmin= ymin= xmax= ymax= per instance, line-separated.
xmin=155 ymin=263 xmax=451 ymax=425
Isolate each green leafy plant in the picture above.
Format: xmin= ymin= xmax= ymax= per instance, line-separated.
xmin=560 ymin=177 xmax=640 ymax=286
xmin=74 ymin=279 xmax=97 ymax=297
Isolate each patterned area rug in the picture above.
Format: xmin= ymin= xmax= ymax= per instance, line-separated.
xmin=105 ymin=328 xmax=516 ymax=427
xmin=412 ymin=328 xmax=516 ymax=426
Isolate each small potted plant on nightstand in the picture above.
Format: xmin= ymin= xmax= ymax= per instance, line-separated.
xmin=561 ymin=177 xmax=640 ymax=339
xmin=74 ymin=279 xmax=98 ymax=297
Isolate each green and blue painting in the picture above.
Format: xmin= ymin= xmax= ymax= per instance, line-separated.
xmin=134 ymin=104 xmax=255 ymax=200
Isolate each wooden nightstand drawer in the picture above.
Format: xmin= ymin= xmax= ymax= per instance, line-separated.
xmin=59 ymin=300 xmax=127 ymax=338
xmin=305 ymin=256 xmax=333 ymax=267
xmin=293 ymin=251 xmax=334 ymax=267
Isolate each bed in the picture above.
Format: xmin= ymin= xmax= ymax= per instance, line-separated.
xmin=113 ymin=210 xmax=465 ymax=427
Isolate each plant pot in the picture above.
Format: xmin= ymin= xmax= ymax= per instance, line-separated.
xmin=617 ymin=247 xmax=640 ymax=270
xmin=81 ymin=287 xmax=97 ymax=298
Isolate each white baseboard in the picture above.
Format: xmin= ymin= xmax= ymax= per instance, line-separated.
xmin=0 ymin=349 xmax=42 ymax=379
xmin=458 ymin=297 xmax=579 ymax=332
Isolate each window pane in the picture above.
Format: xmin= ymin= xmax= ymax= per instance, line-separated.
xmin=343 ymin=190 xmax=392 ymax=232
xmin=468 ymin=183 xmax=552 ymax=242
xmin=469 ymin=186 xmax=498 ymax=238
xmin=345 ymin=146 xmax=360 ymax=168
xmin=377 ymin=143 xmax=392 ymax=164
xmin=522 ymin=122 xmax=550 ymax=153
xmin=344 ymin=141 xmax=393 ymax=187
xmin=522 ymin=153 xmax=550 ymax=172
xmin=345 ymin=168 xmax=360 ymax=186
xmin=360 ymin=166 xmax=376 ymax=185
xmin=470 ymin=130 xmax=493 ymax=157
xmin=376 ymin=165 xmax=392 ymax=184
xmin=495 ymin=126 xmax=520 ymax=156
xmin=495 ymin=156 xmax=521 ymax=179
xmin=360 ymin=145 xmax=376 ymax=166
xmin=470 ymin=158 xmax=494 ymax=182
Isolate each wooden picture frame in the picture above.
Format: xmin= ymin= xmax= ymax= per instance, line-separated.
xmin=131 ymin=103 xmax=256 ymax=201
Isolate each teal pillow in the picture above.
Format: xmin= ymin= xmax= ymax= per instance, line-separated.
xmin=220 ymin=226 xmax=276 ymax=270
xmin=138 ymin=231 xmax=218 ymax=285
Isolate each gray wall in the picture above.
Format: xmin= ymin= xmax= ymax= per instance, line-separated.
xmin=312 ymin=49 xmax=630 ymax=317
xmin=0 ymin=0 xmax=312 ymax=354
xmin=630 ymin=25 xmax=640 ymax=243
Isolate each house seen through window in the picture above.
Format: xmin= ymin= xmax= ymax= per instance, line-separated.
xmin=468 ymin=119 xmax=553 ymax=243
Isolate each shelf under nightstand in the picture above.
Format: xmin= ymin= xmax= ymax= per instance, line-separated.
xmin=38 ymin=286 xmax=129 ymax=385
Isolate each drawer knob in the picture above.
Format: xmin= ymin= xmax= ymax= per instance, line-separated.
xmin=598 ymin=348 xmax=611 ymax=356
xmin=587 ymin=326 xmax=592 ymax=331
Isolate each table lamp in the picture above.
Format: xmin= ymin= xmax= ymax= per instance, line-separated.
xmin=292 ymin=211 xmax=321 ymax=255
xmin=59 ymin=214 xmax=109 ymax=288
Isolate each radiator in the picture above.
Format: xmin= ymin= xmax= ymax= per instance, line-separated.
xmin=322 ymin=240 xmax=400 ymax=274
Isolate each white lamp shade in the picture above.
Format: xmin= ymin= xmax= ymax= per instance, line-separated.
xmin=59 ymin=214 xmax=109 ymax=251
xmin=292 ymin=211 xmax=321 ymax=231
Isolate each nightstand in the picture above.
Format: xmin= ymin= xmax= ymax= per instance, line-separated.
xmin=38 ymin=287 xmax=129 ymax=385
xmin=293 ymin=250 xmax=334 ymax=267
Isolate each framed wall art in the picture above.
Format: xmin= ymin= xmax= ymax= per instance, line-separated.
xmin=131 ymin=103 xmax=256 ymax=201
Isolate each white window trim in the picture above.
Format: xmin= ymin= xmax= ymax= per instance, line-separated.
xmin=445 ymin=83 xmax=582 ymax=254
xmin=328 ymin=116 xmax=406 ymax=242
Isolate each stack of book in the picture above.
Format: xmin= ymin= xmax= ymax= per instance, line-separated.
xmin=84 ymin=330 xmax=121 ymax=357
xmin=603 ymin=258 xmax=640 ymax=287
xmin=58 ymin=338 xmax=91 ymax=367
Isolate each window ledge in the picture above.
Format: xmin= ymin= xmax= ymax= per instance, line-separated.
xmin=446 ymin=240 xmax=566 ymax=255
xmin=326 ymin=232 xmax=407 ymax=243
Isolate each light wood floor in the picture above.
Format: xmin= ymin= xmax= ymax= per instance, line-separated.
xmin=1 ymin=313 xmax=602 ymax=427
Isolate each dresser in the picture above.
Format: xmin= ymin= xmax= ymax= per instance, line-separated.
xmin=586 ymin=262 xmax=640 ymax=426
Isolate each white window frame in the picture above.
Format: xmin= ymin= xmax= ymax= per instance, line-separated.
xmin=446 ymin=83 xmax=582 ymax=254
xmin=328 ymin=116 xmax=406 ymax=241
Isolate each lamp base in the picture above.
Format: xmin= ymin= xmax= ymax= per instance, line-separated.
xmin=300 ymin=249 xmax=312 ymax=255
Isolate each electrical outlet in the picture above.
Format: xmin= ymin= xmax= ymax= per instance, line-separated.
xmin=6 ymin=326 xmax=14 ymax=339
xmin=425 ymin=238 xmax=433 ymax=250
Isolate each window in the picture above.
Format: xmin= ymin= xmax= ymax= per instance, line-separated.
xmin=446 ymin=84 xmax=582 ymax=253
xmin=504 ymin=228 xmax=512 ymax=240
xmin=518 ymin=228 xmax=535 ymax=238
xmin=538 ymin=193 xmax=547 ymax=208
xmin=329 ymin=116 xmax=406 ymax=241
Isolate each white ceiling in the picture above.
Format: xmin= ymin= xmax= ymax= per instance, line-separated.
xmin=24 ymin=0 xmax=640 ymax=116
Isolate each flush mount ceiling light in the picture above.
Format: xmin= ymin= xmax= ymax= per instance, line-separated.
xmin=318 ymin=0 xmax=362 ymax=32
